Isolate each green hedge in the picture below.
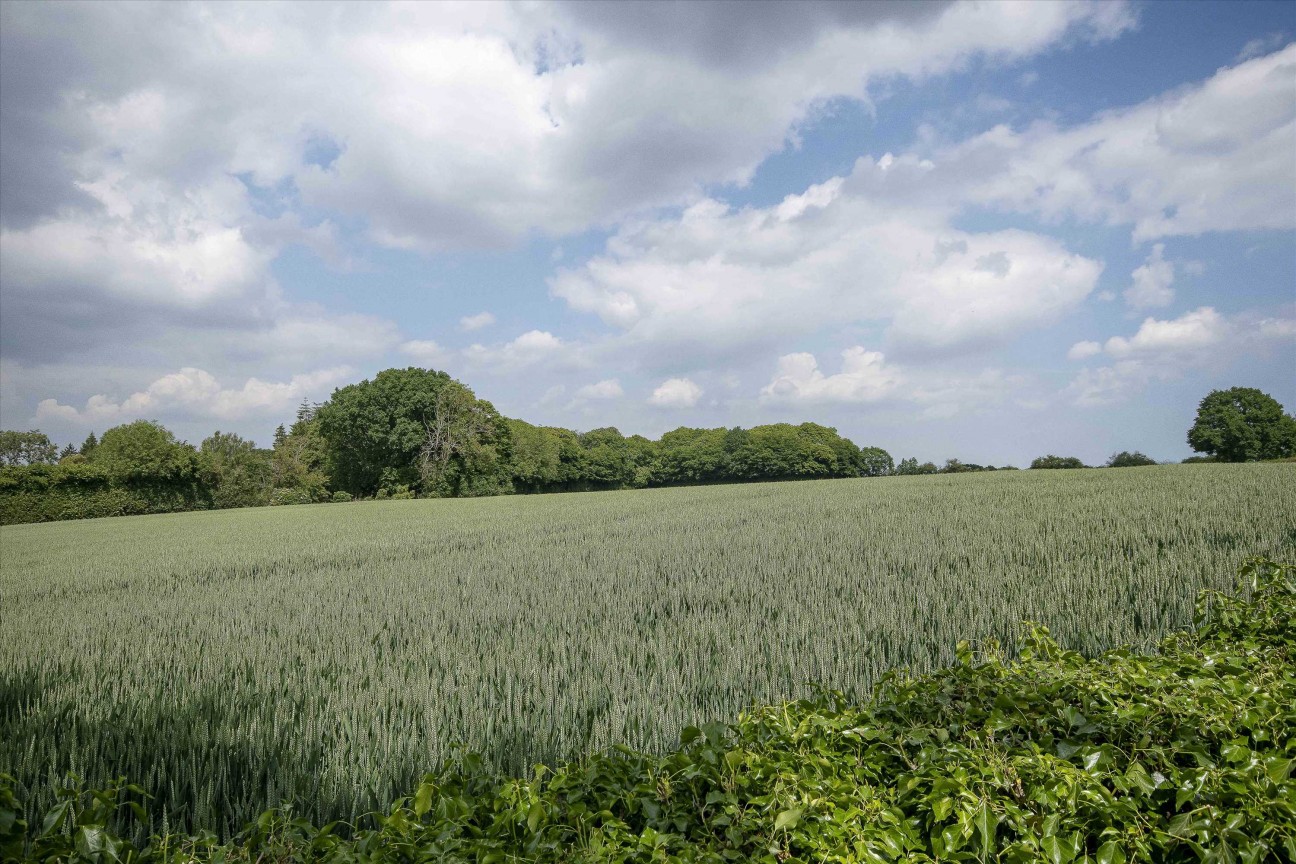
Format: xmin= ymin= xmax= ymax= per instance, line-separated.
xmin=3 ymin=557 xmax=1292 ymax=862
xmin=0 ymin=464 xmax=211 ymax=525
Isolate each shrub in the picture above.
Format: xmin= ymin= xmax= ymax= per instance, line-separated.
xmin=269 ymin=488 xmax=313 ymax=506
xmin=0 ymin=462 xmax=211 ymax=525
xmin=1029 ymin=454 xmax=1086 ymax=469
xmin=1107 ymin=450 xmax=1157 ymax=468
xmin=331 ymin=491 xmax=353 ymax=503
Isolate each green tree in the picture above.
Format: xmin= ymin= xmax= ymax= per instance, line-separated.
xmin=577 ymin=427 xmax=637 ymax=488
xmin=1107 ymin=450 xmax=1157 ymax=468
xmin=655 ymin=427 xmax=728 ymax=483
xmin=271 ymin=415 xmax=330 ymax=501
xmin=507 ymin=419 xmax=564 ymax=492
xmin=895 ymin=458 xmax=938 ymax=475
xmin=1187 ymin=387 xmax=1296 ymax=462
xmin=200 ymin=432 xmax=272 ymax=509
xmin=79 ymin=432 xmax=99 ymax=459
xmin=0 ymin=430 xmax=58 ymax=466
xmin=417 ymin=381 xmax=512 ymax=497
xmin=315 ymin=368 xmax=510 ymax=498
xmin=91 ymin=421 xmax=200 ymax=479
xmin=1029 ymin=455 xmax=1086 ymax=470
xmin=855 ymin=446 xmax=894 ymax=477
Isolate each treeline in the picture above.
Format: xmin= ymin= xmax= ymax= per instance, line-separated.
xmin=0 ymin=368 xmax=893 ymax=525
xmin=10 ymin=368 xmax=1270 ymax=526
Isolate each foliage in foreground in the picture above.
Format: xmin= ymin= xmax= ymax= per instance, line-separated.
xmin=5 ymin=557 xmax=1293 ymax=863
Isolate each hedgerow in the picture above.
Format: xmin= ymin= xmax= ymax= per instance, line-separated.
xmin=3 ymin=556 xmax=1292 ymax=863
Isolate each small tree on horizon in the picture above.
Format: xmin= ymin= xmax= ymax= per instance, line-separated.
xmin=1107 ymin=451 xmax=1157 ymax=468
xmin=1030 ymin=455 xmax=1086 ymax=469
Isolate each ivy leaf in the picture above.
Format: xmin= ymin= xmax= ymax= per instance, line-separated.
xmin=1041 ymin=834 xmax=1075 ymax=864
xmin=774 ymin=808 xmax=802 ymax=832
xmin=1096 ymin=840 xmax=1127 ymax=864
xmin=413 ymin=782 xmax=433 ymax=818
xmin=974 ymin=801 xmax=998 ymax=858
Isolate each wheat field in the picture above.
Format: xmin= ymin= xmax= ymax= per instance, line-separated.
xmin=2 ymin=464 xmax=1293 ymax=835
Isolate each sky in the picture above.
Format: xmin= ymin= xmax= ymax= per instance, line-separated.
xmin=1 ymin=0 xmax=1293 ymax=467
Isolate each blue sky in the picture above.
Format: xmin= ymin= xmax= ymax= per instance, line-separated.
xmin=1 ymin=0 xmax=1292 ymax=466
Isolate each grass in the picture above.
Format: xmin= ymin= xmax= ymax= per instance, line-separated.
xmin=2 ymin=464 xmax=1293 ymax=836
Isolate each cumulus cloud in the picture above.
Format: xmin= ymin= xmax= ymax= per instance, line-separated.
xmin=400 ymin=340 xmax=449 ymax=367
xmin=1124 ymin=244 xmax=1175 ymax=309
xmin=1065 ymin=307 xmax=1296 ymax=405
xmin=548 ymin=43 xmax=1294 ymax=370
xmin=458 ymin=312 xmax=496 ymax=332
xmin=0 ymin=1 xmax=1134 ymax=250
xmin=945 ymin=43 xmax=1296 ymax=240
xmin=1103 ymin=307 xmax=1227 ymax=358
xmin=34 ymin=366 xmax=351 ymax=427
xmin=758 ymin=347 xmax=1025 ymax=419
xmin=760 ymin=348 xmax=901 ymax=404
xmin=649 ymin=378 xmax=703 ymax=408
xmin=462 ymin=330 xmax=582 ymax=373
xmin=552 ymin=169 xmax=1102 ymax=362
xmin=573 ymin=379 xmax=623 ymax=401
xmin=1067 ymin=341 xmax=1103 ymax=361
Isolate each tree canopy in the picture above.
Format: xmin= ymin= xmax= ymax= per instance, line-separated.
xmin=92 ymin=421 xmax=201 ymax=479
xmin=1106 ymin=451 xmax=1157 ymax=468
xmin=1187 ymin=386 xmax=1296 ymax=462
xmin=0 ymin=430 xmax=57 ymax=466
xmin=200 ymin=432 xmax=272 ymax=509
xmin=314 ymin=368 xmax=510 ymax=498
xmin=1029 ymin=455 xmax=1086 ymax=470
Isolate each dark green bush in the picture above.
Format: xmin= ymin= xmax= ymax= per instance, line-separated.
xmin=331 ymin=490 xmax=353 ymax=503
xmin=1030 ymin=454 xmax=1087 ymax=469
xmin=1107 ymin=451 xmax=1158 ymax=468
xmin=0 ymin=463 xmax=210 ymax=525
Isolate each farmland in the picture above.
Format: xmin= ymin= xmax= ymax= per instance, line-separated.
xmin=2 ymin=464 xmax=1293 ymax=836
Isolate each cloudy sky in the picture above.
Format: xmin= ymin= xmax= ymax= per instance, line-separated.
xmin=1 ymin=0 xmax=1293 ymax=465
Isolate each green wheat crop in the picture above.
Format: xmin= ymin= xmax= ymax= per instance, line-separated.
xmin=2 ymin=464 xmax=1293 ymax=836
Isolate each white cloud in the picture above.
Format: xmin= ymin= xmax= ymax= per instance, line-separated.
xmin=649 ymin=377 xmax=702 ymax=408
xmin=1237 ymin=33 xmax=1287 ymax=62
xmin=458 ymin=311 xmax=496 ymax=332
xmin=0 ymin=168 xmax=272 ymax=319
xmin=1123 ymin=243 xmax=1174 ymax=308
xmin=552 ymin=169 xmax=1101 ymax=361
xmin=462 ymin=329 xmax=581 ymax=373
xmin=549 ymin=43 xmax=1293 ymax=369
xmin=1065 ymin=306 xmax=1296 ymax=405
xmin=1067 ymin=340 xmax=1103 ymax=361
xmin=1103 ymin=307 xmax=1226 ymax=358
xmin=400 ymin=339 xmax=449 ymax=367
xmin=947 ymin=43 xmax=1296 ymax=240
xmin=34 ymin=366 xmax=351 ymax=426
xmin=573 ymin=379 xmax=623 ymax=400
xmin=760 ymin=348 xmax=901 ymax=404
xmin=0 ymin=1 xmax=1134 ymax=253
xmin=758 ymin=346 xmax=1027 ymax=419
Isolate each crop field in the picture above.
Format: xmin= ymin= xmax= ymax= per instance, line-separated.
xmin=2 ymin=463 xmax=1293 ymax=835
